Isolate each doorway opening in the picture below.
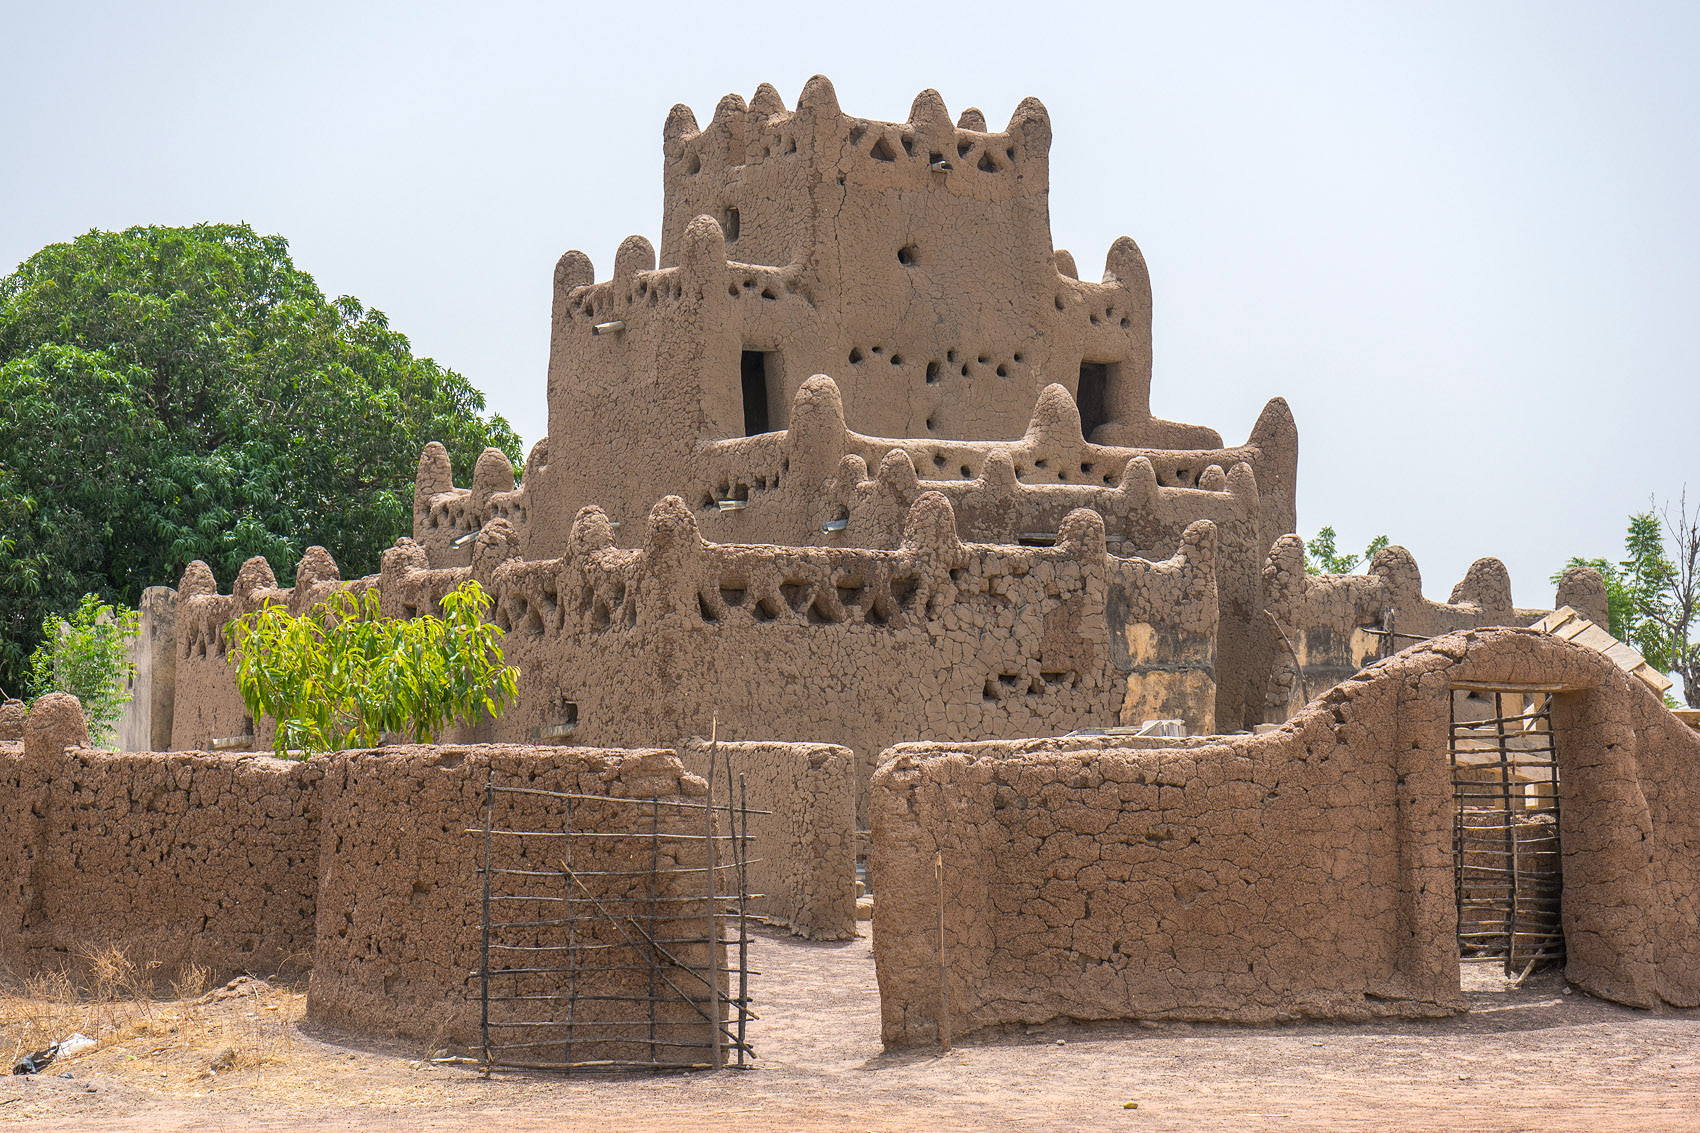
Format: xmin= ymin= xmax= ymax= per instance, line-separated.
xmin=1077 ymin=362 xmax=1113 ymax=441
xmin=1449 ymin=684 xmax=1565 ymax=983
xmin=741 ymin=350 xmax=774 ymax=435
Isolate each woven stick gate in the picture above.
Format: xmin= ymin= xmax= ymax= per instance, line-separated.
xmin=474 ymin=750 xmax=761 ymax=1072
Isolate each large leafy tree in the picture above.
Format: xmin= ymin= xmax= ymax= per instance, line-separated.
xmin=0 ymin=223 xmax=521 ymax=694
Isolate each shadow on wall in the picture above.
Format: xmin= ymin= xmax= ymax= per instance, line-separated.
xmin=870 ymin=627 xmax=1700 ymax=1048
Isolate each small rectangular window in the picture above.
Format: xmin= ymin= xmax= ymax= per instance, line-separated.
xmin=741 ymin=350 xmax=772 ymax=435
xmin=1077 ymin=361 xmax=1113 ymax=441
xmin=723 ymin=207 xmax=741 ymax=242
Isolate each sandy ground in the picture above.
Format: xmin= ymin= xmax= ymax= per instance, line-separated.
xmin=4 ymin=927 xmax=1700 ymax=1132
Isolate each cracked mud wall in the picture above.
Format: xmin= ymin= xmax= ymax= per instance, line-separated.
xmin=2 ymin=697 xmax=854 ymax=1056
xmin=675 ymin=739 xmax=858 ymax=940
xmin=871 ymin=628 xmax=1700 ymax=1047
xmin=307 ymin=745 xmax=729 ymax=1053
xmin=1 ymin=694 xmax=320 ymax=982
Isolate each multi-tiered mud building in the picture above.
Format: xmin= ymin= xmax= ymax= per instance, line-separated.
xmin=11 ymin=77 xmax=1700 ymax=1058
xmin=155 ymin=76 xmax=1607 ymax=809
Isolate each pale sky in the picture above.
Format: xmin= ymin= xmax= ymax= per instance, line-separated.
xmin=3 ymin=1 xmax=1695 ymax=607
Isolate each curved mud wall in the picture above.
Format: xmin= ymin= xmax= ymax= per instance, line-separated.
xmin=871 ymin=629 xmax=1700 ymax=1047
xmin=675 ymin=739 xmax=857 ymax=940
xmin=0 ymin=701 xmax=855 ymax=1040
xmin=307 ymin=745 xmax=725 ymax=1047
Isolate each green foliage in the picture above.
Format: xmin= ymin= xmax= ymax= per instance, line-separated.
xmin=225 ymin=580 xmax=519 ymax=758
xmin=1304 ymin=526 xmax=1391 ymax=575
xmin=1555 ymin=514 xmax=1674 ymax=665
xmin=0 ymin=223 xmax=522 ymax=694
xmin=1556 ymin=497 xmax=1700 ymax=708
xmin=25 ymin=594 xmax=140 ymax=746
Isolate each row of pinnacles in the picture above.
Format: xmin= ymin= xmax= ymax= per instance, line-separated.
xmin=170 ymin=485 xmax=1223 ymax=813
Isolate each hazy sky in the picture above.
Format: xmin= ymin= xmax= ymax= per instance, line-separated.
xmin=3 ymin=1 xmax=1695 ymax=607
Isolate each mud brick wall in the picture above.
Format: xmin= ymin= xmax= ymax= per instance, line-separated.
xmin=872 ymin=628 xmax=1700 ymax=1047
xmin=872 ymin=716 xmax=1427 ymax=1046
xmin=167 ymin=491 xmax=1222 ymax=833
xmin=0 ymin=695 xmax=321 ymax=981
xmin=307 ymin=745 xmax=730 ymax=1054
xmin=675 ymin=740 xmax=858 ymax=940
xmin=418 ymin=490 xmax=1215 ymax=826
xmin=0 ymin=738 xmax=25 ymax=971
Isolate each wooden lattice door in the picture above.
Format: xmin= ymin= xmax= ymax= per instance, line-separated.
xmin=1449 ymin=686 xmax=1565 ymax=976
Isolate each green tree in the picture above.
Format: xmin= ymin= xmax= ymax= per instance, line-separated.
xmin=0 ymin=223 xmax=522 ymax=693
xmin=1557 ymin=494 xmax=1700 ymax=708
xmin=1304 ymin=526 xmax=1391 ymax=575
xmin=26 ymin=594 xmax=140 ymax=746
xmin=225 ymin=580 xmax=518 ymax=758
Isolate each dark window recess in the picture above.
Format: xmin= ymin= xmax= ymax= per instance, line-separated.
xmin=1077 ymin=361 xmax=1111 ymax=441
xmin=723 ymin=207 xmax=741 ymax=241
xmin=741 ymin=350 xmax=772 ymax=435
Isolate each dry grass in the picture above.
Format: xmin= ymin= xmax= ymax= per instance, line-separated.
xmin=0 ymin=946 xmax=304 ymax=1089
xmin=0 ymin=944 xmax=480 ymax=1127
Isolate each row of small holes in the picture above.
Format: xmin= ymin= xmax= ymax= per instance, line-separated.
xmin=680 ymin=132 xmax=801 ymax=176
xmin=849 ymin=347 xmax=1026 ymax=380
xmin=846 ymin=121 xmax=1017 ymax=172
xmin=575 ymin=280 xmax=684 ymax=321
xmin=1056 ymin=293 xmax=1134 ymax=330
xmin=728 ymin=276 xmax=779 ymax=301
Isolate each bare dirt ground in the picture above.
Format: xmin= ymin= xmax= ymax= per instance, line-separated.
xmin=4 ymin=928 xmax=1700 ymax=1132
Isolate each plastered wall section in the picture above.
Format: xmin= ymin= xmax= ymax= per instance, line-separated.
xmin=415 ymin=374 xmax=1290 ymax=732
xmin=115 ymin=585 xmax=178 ymax=753
xmin=870 ymin=628 xmax=1700 ymax=1047
xmin=675 ymin=740 xmax=858 ymax=940
xmin=170 ymin=492 xmax=1222 ymax=829
xmin=307 ymin=745 xmax=727 ymax=1052
xmin=424 ymin=491 xmax=1219 ymax=823
xmin=0 ymin=695 xmax=320 ymax=982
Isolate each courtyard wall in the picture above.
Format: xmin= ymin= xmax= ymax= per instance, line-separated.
xmin=871 ymin=628 xmax=1700 ymax=1046
xmin=0 ymin=696 xmax=856 ymax=1051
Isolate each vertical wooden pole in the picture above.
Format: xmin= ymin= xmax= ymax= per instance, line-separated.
xmin=479 ymin=768 xmax=494 ymax=1076
xmin=936 ymin=848 xmax=951 ymax=1051
xmin=1496 ymin=691 xmax=1516 ymax=975
xmin=736 ymin=770 xmax=749 ymax=1068
xmin=706 ymin=716 xmax=723 ymax=1070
